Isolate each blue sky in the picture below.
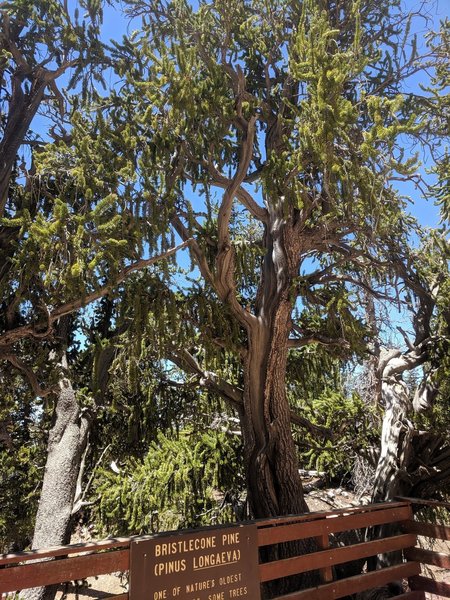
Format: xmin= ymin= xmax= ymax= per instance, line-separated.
xmin=91 ymin=0 xmax=450 ymax=231
xmin=51 ymin=0 xmax=448 ymax=350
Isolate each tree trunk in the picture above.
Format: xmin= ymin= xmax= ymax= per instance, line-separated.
xmin=243 ymin=209 xmax=308 ymax=518
xmin=368 ymin=375 xmax=414 ymax=575
xmin=23 ymin=353 xmax=90 ymax=600
xmin=371 ymin=378 xmax=413 ymax=503
xmin=239 ymin=211 xmax=317 ymax=595
xmin=372 ymin=376 xmax=450 ymax=502
xmin=243 ymin=318 xmax=308 ymax=518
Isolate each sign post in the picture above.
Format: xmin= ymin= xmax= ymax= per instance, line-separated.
xmin=129 ymin=524 xmax=261 ymax=600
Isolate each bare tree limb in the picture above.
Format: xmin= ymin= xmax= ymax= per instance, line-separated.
xmin=215 ymin=111 xmax=258 ymax=328
xmin=5 ymin=354 xmax=55 ymax=397
xmin=171 ymin=216 xmax=215 ymax=286
xmin=72 ymin=443 xmax=111 ymax=515
xmin=1 ymin=11 xmax=32 ymax=72
xmin=287 ymin=334 xmax=351 ymax=350
xmin=170 ymin=348 xmax=244 ymax=410
xmin=170 ymin=348 xmax=333 ymax=439
xmin=380 ymin=341 xmax=430 ymax=379
xmin=203 ymin=160 xmax=268 ymax=222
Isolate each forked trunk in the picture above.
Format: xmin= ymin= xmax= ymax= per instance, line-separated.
xmin=242 ymin=208 xmax=307 ymax=518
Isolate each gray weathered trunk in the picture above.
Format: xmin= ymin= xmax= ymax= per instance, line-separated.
xmin=371 ymin=378 xmax=412 ymax=503
xmin=368 ymin=376 xmax=413 ymax=573
xmin=23 ymin=354 xmax=90 ymax=600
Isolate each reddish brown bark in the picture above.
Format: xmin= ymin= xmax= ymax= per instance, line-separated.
xmin=239 ymin=211 xmax=307 ymax=518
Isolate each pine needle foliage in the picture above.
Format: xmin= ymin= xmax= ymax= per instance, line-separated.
xmin=1 ymin=0 xmax=449 ymax=542
xmin=0 ymin=371 xmax=47 ymax=552
xmin=299 ymin=390 xmax=376 ymax=478
xmin=92 ymin=426 xmax=243 ymax=535
xmin=287 ymin=346 xmax=376 ymax=478
xmin=425 ymin=19 xmax=450 ymax=222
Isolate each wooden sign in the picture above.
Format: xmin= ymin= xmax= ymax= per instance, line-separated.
xmin=129 ymin=524 xmax=261 ymax=600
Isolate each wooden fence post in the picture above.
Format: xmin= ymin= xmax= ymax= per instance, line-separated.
xmin=315 ymin=533 xmax=333 ymax=583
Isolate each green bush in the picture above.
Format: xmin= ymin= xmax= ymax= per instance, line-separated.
xmin=295 ymin=391 xmax=377 ymax=478
xmin=91 ymin=425 xmax=243 ymax=535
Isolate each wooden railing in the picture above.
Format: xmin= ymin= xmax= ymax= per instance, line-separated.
xmin=399 ymin=497 xmax=450 ymax=599
xmin=256 ymin=500 xmax=423 ymax=599
xmin=1 ymin=499 xmax=448 ymax=599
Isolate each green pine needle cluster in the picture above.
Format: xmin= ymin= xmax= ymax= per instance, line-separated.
xmin=92 ymin=427 xmax=243 ymax=536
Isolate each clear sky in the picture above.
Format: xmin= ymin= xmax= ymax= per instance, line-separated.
xmin=60 ymin=0 xmax=448 ymax=349
xmin=61 ymin=0 xmax=449 ymax=232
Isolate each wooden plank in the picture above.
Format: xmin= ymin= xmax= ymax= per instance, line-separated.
xmin=273 ymin=561 xmax=421 ymax=600
xmin=402 ymin=520 xmax=450 ymax=541
xmin=315 ymin=534 xmax=333 ymax=583
xmin=393 ymin=593 xmax=425 ymax=600
xmin=0 ymin=538 xmax=131 ymax=566
xmin=260 ymin=533 xmax=416 ymax=583
xmin=105 ymin=595 xmax=128 ymax=600
xmin=410 ymin=575 xmax=450 ymax=598
xmin=0 ymin=550 xmax=129 ymax=593
xmin=405 ymin=547 xmax=450 ymax=569
xmin=0 ymin=503 xmax=412 ymax=566
xmin=258 ymin=505 xmax=412 ymax=546
xmin=396 ymin=497 xmax=450 ymax=510
xmin=256 ymin=501 xmax=410 ymax=528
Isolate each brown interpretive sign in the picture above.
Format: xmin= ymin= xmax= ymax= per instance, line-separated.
xmin=129 ymin=524 xmax=261 ymax=600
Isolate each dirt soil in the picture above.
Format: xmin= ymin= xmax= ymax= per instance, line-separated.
xmin=54 ymin=574 xmax=127 ymax=600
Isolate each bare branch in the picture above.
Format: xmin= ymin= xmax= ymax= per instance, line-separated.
xmin=72 ymin=443 xmax=111 ymax=515
xmin=204 ymin=161 xmax=267 ymax=222
xmin=44 ymin=60 xmax=78 ymax=82
xmin=47 ymin=79 xmax=65 ymax=118
xmin=215 ymin=112 xmax=258 ymax=327
xmin=303 ymin=269 xmax=397 ymax=303
xmin=1 ymin=11 xmax=31 ymax=72
xmin=171 ymin=215 xmax=215 ymax=286
xmin=216 ymin=116 xmax=257 ymax=246
xmin=380 ymin=341 xmax=431 ymax=379
xmin=170 ymin=348 xmax=244 ymax=411
xmin=170 ymin=348 xmax=332 ymax=438
xmin=397 ymin=326 xmax=415 ymax=351
xmin=290 ymin=412 xmax=333 ymax=439
xmin=287 ymin=334 xmax=351 ymax=350
xmin=5 ymin=354 xmax=55 ymax=397
xmin=53 ymin=240 xmax=192 ymax=319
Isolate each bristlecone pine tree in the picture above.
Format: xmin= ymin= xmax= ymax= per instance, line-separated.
xmin=52 ymin=0 xmax=445 ymax=522
xmin=1 ymin=0 xmax=449 ymax=597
